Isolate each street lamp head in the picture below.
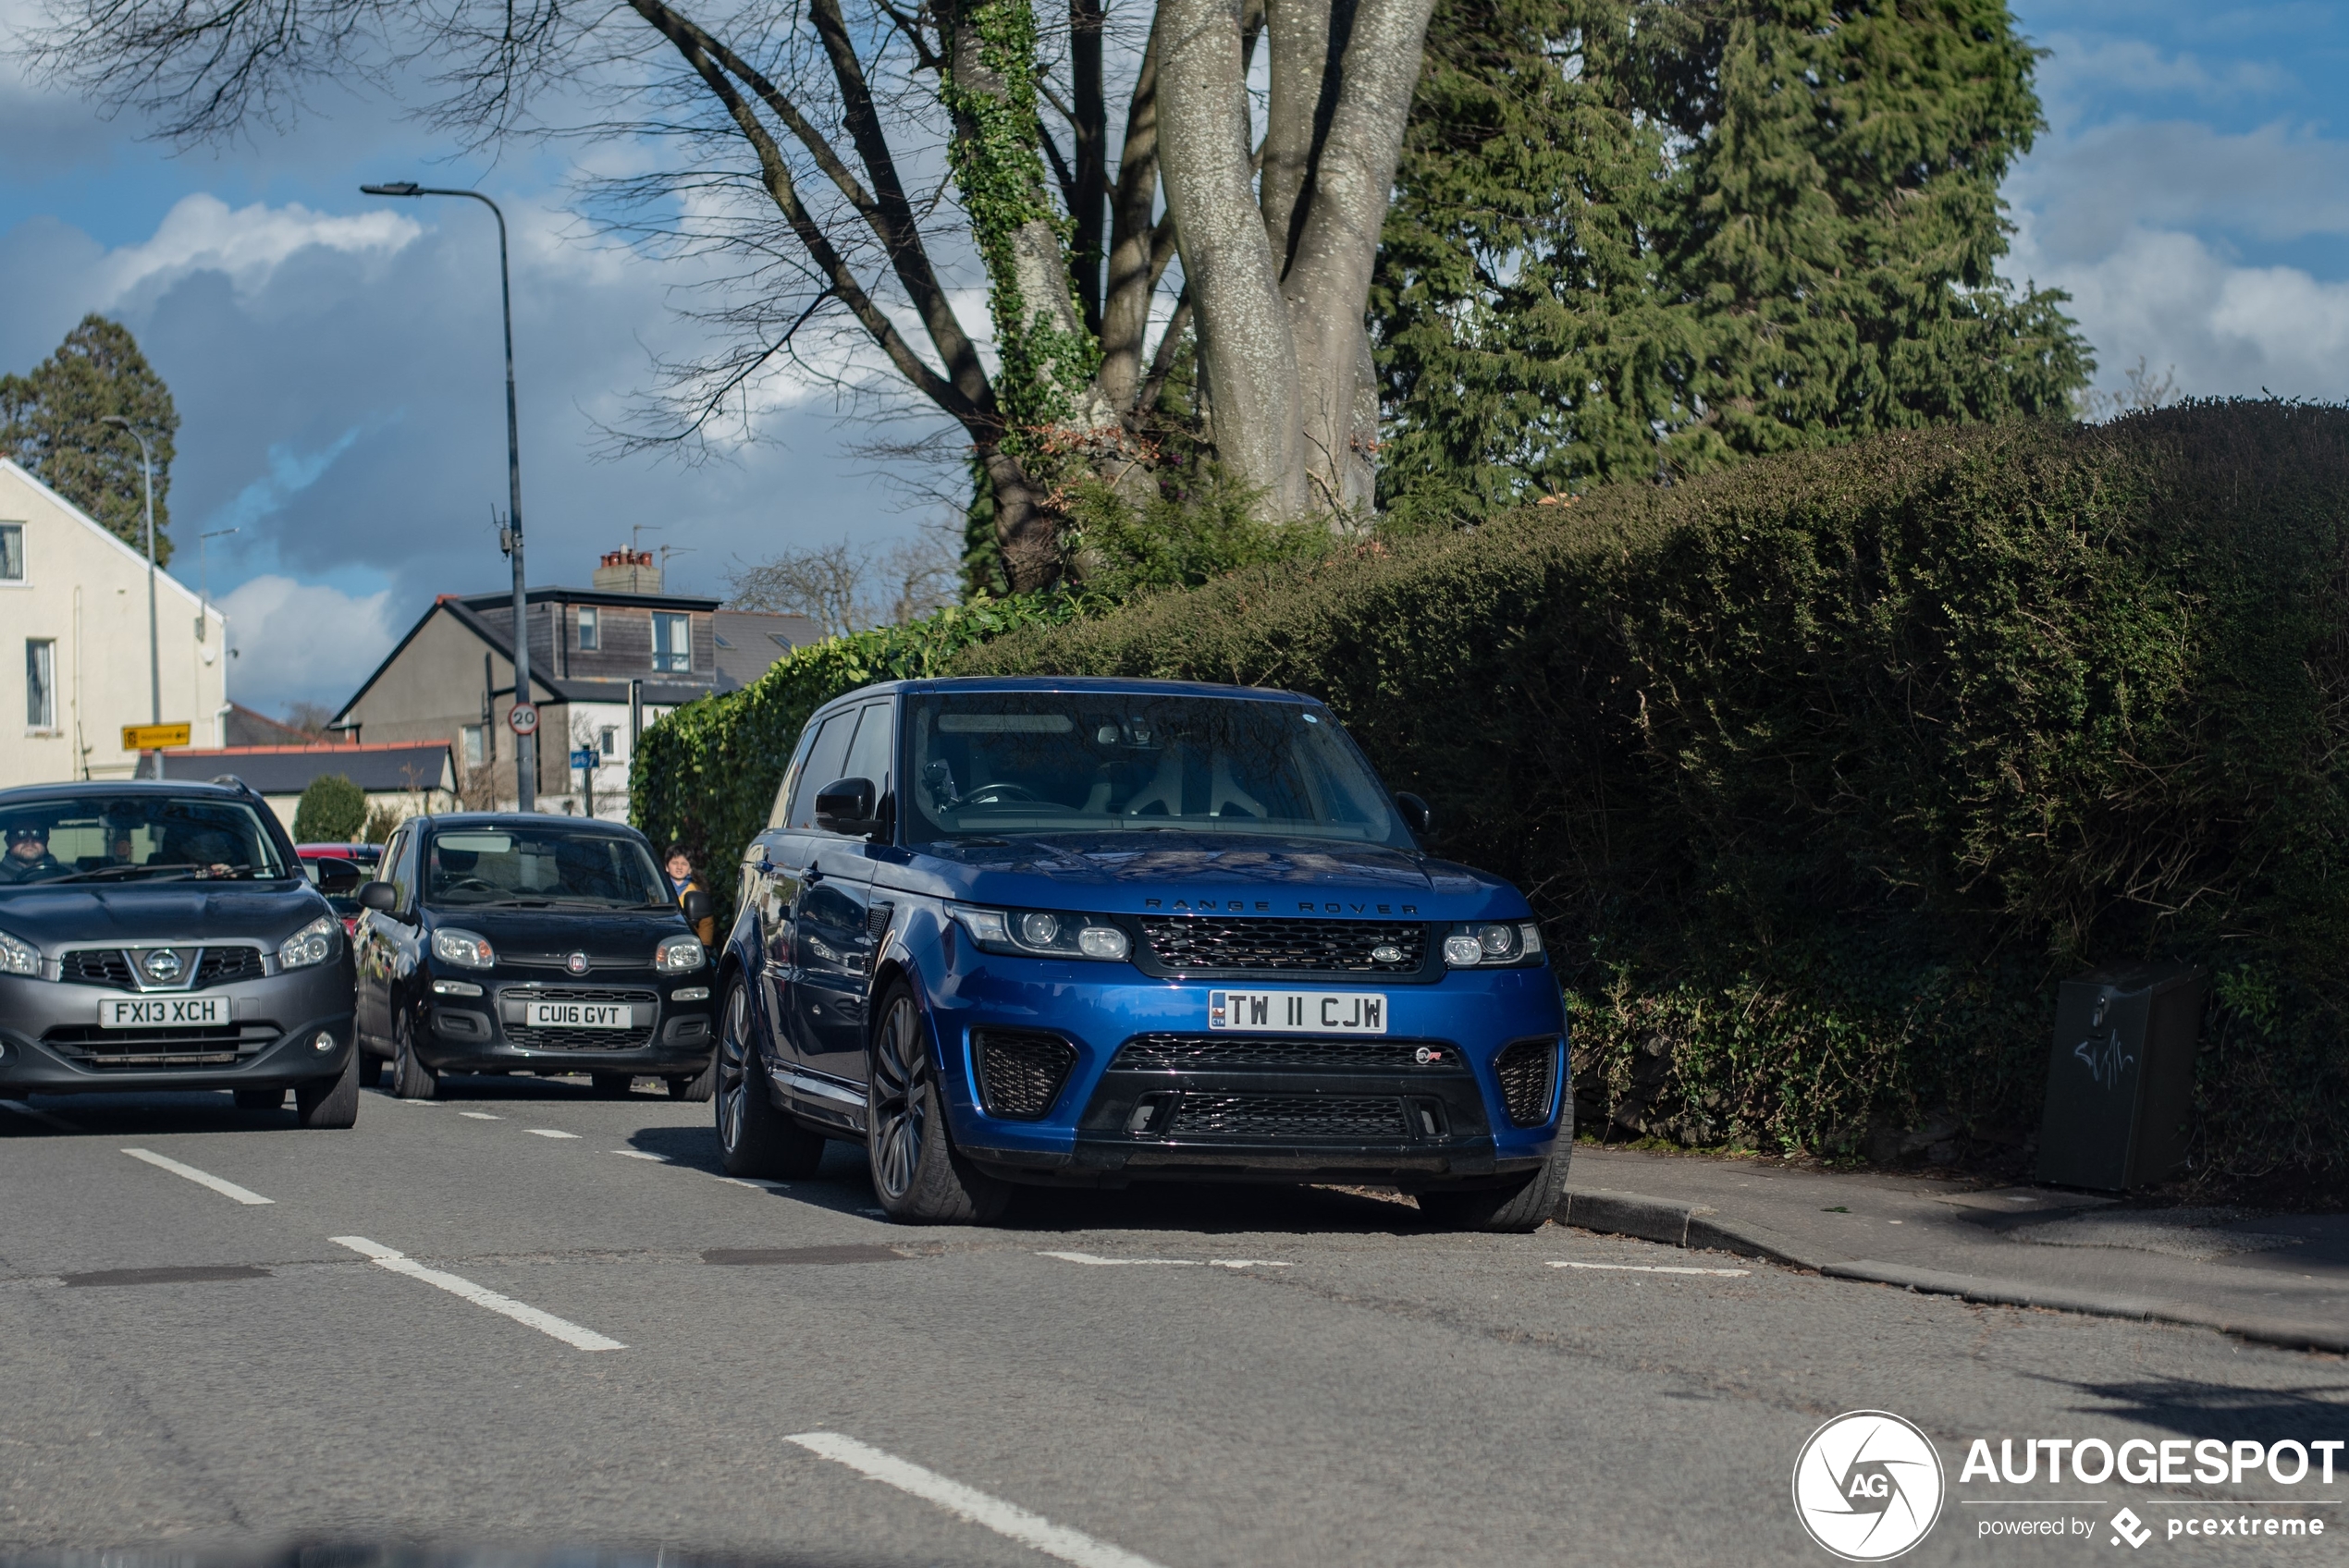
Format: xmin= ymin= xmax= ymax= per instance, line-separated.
xmin=360 ymin=181 xmax=423 ymax=196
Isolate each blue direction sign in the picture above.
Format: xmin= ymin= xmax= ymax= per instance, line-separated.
xmin=571 ymin=748 xmax=596 ymax=769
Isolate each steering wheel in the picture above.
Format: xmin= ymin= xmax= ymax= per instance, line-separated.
xmin=440 ymin=875 xmax=501 ymax=894
xmin=962 ymin=783 xmax=1041 ymax=805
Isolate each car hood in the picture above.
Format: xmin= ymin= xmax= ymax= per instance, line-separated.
xmin=0 ymin=880 xmax=331 ymax=949
xmin=883 ymin=832 xmax=1526 ymax=919
xmin=422 ymin=905 xmax=688 ymax=962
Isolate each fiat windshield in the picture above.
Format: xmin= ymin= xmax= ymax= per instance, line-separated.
xmin=424 ymin=826 xmax=674 ymax=908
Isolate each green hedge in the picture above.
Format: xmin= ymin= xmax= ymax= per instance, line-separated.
xmin=957 ymin=402 xmax=2349 ymax=1182
xmin=632 ymin=594 xmax=1088 ymax=909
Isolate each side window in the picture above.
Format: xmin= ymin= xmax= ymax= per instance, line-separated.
xmin=842 ymin=702 xmax=892 ymax=795
xmin=766 ymin=724 xmax=821 ymax=830
xmin=386 ymin=829 xmax=416 ymax=913
xmin=786 ymin=710 xmax=857 ymax=829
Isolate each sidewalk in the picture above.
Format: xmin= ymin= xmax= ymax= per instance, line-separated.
xmin=1557 ymin=1145 xmax=2349 ymax=1354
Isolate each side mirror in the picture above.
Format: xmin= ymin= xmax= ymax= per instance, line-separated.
xmin=1395 ymin=791 xmax=1433 ymax=837
xmin=814 ymin=777 xmax=879 ymax=838
xmin=357 ymin=880 xmax=398 ymax=913
xmin=681 ymin=888 xmax=713 ymax=925
xmin=314 ymin=856 xmax=365 ymax=895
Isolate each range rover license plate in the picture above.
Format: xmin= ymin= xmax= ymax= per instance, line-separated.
xmin=100 ymin=996 xmax=227 ymax=1028
xmin=1209 ymin=990 xmax=1387 ymax=1035
xmin=527 ymin=1000 xmax=630 ymax=1028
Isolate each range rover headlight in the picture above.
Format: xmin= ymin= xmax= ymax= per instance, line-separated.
xmin=431 ymin=927 xmax=497 ymax=970
xmin=948 ymin=903 xmax=1131 ymax=962
xmin=0 ymin=928 xmax=39 ymax=976
xmin=1441 ymin=920 xmax=1546 ymax=968
xmin=277 ymin=914 xmax=339 ymax=971
xmin=655 ymin=935 xmax=706 ymax=974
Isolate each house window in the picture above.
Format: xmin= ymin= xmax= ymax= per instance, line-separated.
xmin=652 ymin=611 xmax=691 ymax=672
xmin=577 ymin=606 xmax=599 ymax=651
xmin=0 ymin=523 xmax=22 ymax=582
xmin=598 ymin=726 xmax=617 ymax=756
xmin=25 ymin=639 xmax=55 ymax=729
xmin=461 ymin=725 xmax=487 ymax=767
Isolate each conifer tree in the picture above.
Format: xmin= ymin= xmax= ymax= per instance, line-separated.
xmin=1372 ymin=0 xmax=2092 ymax=524
xmin=0 ymin=315 xmax=180 ymax=563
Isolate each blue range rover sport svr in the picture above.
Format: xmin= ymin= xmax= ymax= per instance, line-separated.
xmin=715 ymin=676 xmax=1570 ymax=1230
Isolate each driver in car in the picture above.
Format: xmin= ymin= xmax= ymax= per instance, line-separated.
xmin=0 ymin=824 xmax=62 ymax=884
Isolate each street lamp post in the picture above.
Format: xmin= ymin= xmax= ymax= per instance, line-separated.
xmin=98 ymin=415 xmax=159 ymax=777
xmin=360 ymin=179 xmax=535 ymax=810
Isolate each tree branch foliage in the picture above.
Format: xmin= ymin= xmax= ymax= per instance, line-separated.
xmin=0 ymin=315 xmax=180 ymax=563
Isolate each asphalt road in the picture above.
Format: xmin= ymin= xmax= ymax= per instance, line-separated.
xmin=3 ymin=1080 xmax=2343 ymax=1567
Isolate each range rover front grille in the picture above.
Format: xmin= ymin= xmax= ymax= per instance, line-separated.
xmin=1494 ymin=1037 xmax=1558 ymax=1126
xmin=1113 ymin=1034 xmax=1464 ymax=1072
xmin=1138 ymin=917 xmax=1424 ymax=974
xmin=1169 ymin=1094 xmax=1408 ymax=1140
xmin=972 ymin=1030 xmax=1075 ymax=1120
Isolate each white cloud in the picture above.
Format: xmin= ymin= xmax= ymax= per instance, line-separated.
xmin=2007 ymin=118 xmax=2349 ymax=261
xmin=97 ymin=193 xmax=421 ymax=308
xmin=215 ymin=574 xmax=397 ymax=717
xmin=2035 ymin=33 xmax=2294 ymax=123
xmin=2011 ymin=223 xmax=2349 ymax=401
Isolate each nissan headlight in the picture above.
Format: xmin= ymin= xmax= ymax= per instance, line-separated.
xmin=947 ymin=903 xmax=1132 ymax=962
xmin=0 ymin=928 xmax=39 ymax=976
xmin=431 ymin=927 xmax=497 ymax=970
xmin=1440 ymin=920 xmax=1545 ymax=968
xmin=655 ymin=934 xmax=706 ymax=974
xmin=277 ymin=914 xmax=339 ymax=970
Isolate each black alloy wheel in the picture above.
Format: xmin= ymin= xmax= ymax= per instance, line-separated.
xmin=715 ymin=980 xmax=825 ymax=1179
xmin=865 ymin=981 xmax=1008 ymax=1224
xmin=389 ymin=1013 xmax=437 ymax=1100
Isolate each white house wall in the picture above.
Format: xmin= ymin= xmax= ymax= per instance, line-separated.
xmin=0 ymin=459 xmax=228 ymax=788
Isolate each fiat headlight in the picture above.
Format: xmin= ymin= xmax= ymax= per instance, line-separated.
xmin=431 ymin=927 xmax=497 ymax=970
xmin=948 ymin=903 xmax=1132 ymax=962
xmin=655 ymin=935 xmax=706 ymax=974
xmin=277 ymin=914 xmax=339 ymax=971
xmin=1441 ymin=920 xmax=1545 ymax=968
xmin=0 ymin=928 xmax=39 ymax=976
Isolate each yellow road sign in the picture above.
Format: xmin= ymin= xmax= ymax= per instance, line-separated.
xmin=122 ymin=723 xmax=192 ymax=751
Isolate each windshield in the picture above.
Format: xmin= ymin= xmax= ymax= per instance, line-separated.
xmin=905 ymin=692 xmax=1407 ymax=845
xmin=0 ymin=794 xmax=291 ymax=886
xmin=424 ymin=827 xmax=671 ymax=908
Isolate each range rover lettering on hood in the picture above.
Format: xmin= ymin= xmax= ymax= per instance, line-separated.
xmin=1143 ymin=898 xmax=1420 ymax=914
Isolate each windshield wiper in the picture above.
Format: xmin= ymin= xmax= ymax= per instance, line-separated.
xmin=38 ymin=863 xmax=262 ymax=885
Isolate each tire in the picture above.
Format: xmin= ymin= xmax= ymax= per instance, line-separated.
xmin=590 ymin=1072 xmax=636 ymax=1097
xmin=294 ymin=1048 xmax=361 ymax=1129
xmin=1417 ymin=1095 xmax=1573 ymax=1233
xmin=716 ymin=981 xmax=826 ymax=1179
xmin=233 ymin=1088 xmax=283 ymax=1110
xmin=389 ymin=1013 xmax=437 ymax=1101
xmin=672 ymin=1046 xmax=717 ymax=1102
xmin=866 ymin=980 xmax=1008 ymax=1225
xmin=356 ymin=1052 xmax=385 ymax=1089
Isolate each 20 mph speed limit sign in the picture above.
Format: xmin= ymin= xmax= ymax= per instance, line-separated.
xmin=507 ymin=701 xmax=541 ymax=736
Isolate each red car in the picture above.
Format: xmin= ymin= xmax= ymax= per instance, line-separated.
xmin=298 ymin=843 xmax=381 ymax=935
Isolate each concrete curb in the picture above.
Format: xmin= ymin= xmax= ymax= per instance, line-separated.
xmin=1558 ymin=1183 xmax=2349 ymax=1356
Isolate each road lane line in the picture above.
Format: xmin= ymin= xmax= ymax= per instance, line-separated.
xmin=1550 ymin=1261 xmax=1749 ymax=1277
xmin=786 ymin=1431 xmax=1163 ymax=1568
xmin=525 ymin=1128 xmax=581 ymax=1139
xmin=0 ymin=1099 xmax=80 ymax=1132
xmin=459 ymin=1112 xmax=501 ymax=1120
xmin=1039 ymin=1251 xmax=1290 ymax=1269
xmin=614 ymin=1149 xmax=669 ymax=1161
xmin=609 ymin=1150 xmax=791 ymax=1191
xmin=122 ymin=1148 xmax=273 ymax=1206
xmin=328 ymin=1236 xmax=624 ymax=1352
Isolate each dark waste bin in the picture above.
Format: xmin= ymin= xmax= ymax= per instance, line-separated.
xmin=2034 ymin=963 xmax=2205 ymax=1191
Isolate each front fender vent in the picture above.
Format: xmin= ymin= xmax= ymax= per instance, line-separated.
xmin=1494 ymin=1036 xmax=1559 ymax=1127
xmin=972 ymin=1029 xmax=1076 ymax=1121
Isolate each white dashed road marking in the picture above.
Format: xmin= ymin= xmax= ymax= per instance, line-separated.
xmin=459 ymin=1111 xmax=501 ymax=1121
xmin=615 ymin=1149 xmax=668 ymax=1161
xmin=329 ymin=1235 xmax=625 ymax=1352
xmin=1550 ymin=1261 xmax=1749 ymax=1277
xmin=787 ymin=1431 xmax=1164 ymax=1568
xmin=526 ymin=1129 xmax=581 ymax=1139
xmin=121 ymin=1148 xmax=273 ymax=1206
xmin=1039 ymin=1251 xmax=1290 ymax=1269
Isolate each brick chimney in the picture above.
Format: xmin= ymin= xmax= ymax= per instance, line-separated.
xmin=594 ymin=547 xmax=661 ymax=594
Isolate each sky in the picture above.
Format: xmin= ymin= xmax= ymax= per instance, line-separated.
xmin=1 ymin=0 xmax=2344 ymax=719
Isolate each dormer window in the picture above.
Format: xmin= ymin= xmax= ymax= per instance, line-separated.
xmin=577 ymin=605 xmax=599 ymax=650
xmin=652 ymin=611 xmax=691 ymax=672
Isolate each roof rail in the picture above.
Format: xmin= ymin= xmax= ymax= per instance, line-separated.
xmin=209 ymin=774 xmax=258 ymax=795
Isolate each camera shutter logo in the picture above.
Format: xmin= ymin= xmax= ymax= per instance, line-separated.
xmin=1791 ymin=1411 xmax=1945 ymax=1561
